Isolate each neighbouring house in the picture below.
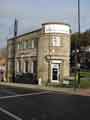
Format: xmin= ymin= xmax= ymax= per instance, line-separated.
xmin=7 ymin=22 xmax=71 ymax=84
xmin=0 ymin=56 xmax=7 ymax=81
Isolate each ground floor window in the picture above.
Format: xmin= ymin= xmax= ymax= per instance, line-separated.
xmin=33 ymin=61 xmax=37 ymax=74
xmin=25 ymin=60 xmax=29 ymax=73
xmin=17 ymin=60 xmax=21 ymax=73
xmin=31 ymin=61 xmax=37 ymax=74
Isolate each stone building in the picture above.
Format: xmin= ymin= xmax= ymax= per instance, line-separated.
xmin=7 ymin=22 xmax=71 ymax=84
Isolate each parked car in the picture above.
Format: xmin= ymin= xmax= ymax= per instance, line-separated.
xmin=15 ymin=73 xmax=38 ymax=84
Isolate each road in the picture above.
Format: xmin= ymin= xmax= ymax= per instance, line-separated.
xmin=0 ymin=87 xmax=90 ymax=120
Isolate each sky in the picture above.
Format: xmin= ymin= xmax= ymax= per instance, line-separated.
xmin=0 ymin=0 xmax=90 ymax=48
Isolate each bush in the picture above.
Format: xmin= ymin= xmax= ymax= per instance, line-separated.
xmin=15 ymin=73 xmax=38 ymax=84
xmin=80 ymin=80 xmax=90 ymax=88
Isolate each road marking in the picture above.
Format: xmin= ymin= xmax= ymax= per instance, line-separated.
xmin=0 ymin=107 xmax=22 ymax=120
xmin=0 ymin=91 xmax=51 ymax=100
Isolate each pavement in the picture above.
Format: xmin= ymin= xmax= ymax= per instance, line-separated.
xmin=0 ymin=82 xmax=90 ymax=120
xmin=0 ymin=82 xmax=90 ymax=96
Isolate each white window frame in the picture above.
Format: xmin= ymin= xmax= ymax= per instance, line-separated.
xmin=31 ymin=62 xmax=34 ymax=73
xmin=51 ymin=60 xmax=62 ymax=83
xmin=32 ymin=40 xmax=34 ymax=48
xmin=16 ymin=61 xmax=19 ymax=73
xmin=51 ymin=63 xmax=60 ymax=83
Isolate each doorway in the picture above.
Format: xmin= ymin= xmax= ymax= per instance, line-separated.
xmin=51 ymin=63 xmax=60 ymax=82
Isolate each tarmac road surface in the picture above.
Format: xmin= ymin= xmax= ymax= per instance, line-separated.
xmin=0 ymin=87 xmax=90 ymax=120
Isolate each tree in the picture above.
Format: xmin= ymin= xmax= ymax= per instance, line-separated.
xmin=71 ymin=29 xmax=90 ymax=49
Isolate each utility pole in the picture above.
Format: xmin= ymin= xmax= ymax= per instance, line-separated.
xmin=12 ymin=18 xmax=18 ymax=82
xmin=77 ymin=0 xmax=81 ymax=88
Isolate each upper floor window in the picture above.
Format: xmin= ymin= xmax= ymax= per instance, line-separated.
xmin=31 ymin=40 xmax=34 ymax=48
xmin=52 ymin=36 xmax=61 ymax=47
xmin=16 ymin=42 xmax=23 ymax=49
xmin=28 ymin=40 xmax=33 ymax=48
xmin=24 ymin=40 xmax=29 ymax=49
xmin=17 ymin=43 xmax=20 ymax=49
xmin=16 ymin=39 xmax=36 ymax=49
xmin=24 ymin=40 xmax=35 ymax=49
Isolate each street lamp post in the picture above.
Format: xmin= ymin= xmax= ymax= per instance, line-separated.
xmin=74 ymin=0 xmax=81 ymax=90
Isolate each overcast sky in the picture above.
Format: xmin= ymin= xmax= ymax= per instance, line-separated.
xmin=0 ymin=0 xmax=90 ymax=48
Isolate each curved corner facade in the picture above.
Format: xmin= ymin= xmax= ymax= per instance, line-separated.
xmin=7 ymin=22 xmax=71 ymax=84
